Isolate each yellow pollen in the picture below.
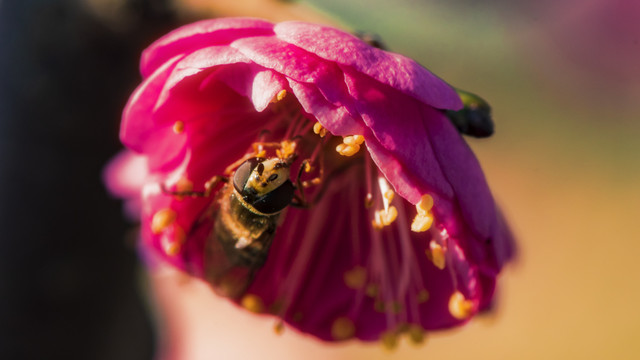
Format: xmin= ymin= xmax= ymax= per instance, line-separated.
xmin=274 ymin=321 xmax=285 ymax=335
xmin=417 ymin=289 xmax=430 ymax=303
xmin=241 ymin=294 xmax=265 ymax=313
xmin=372 ymin=206 xmax=398 ymax=229
xmin=449 ymin=291 xmax=474 ymax=320
xmin=407 ymin=325 xmax=426 ymax=345
xmin=374 ymin=301 xmax=386 ymax=312
xmin=428 ymin=241 xmax=446 ymax=269
xmin=365 ymin=284 xmax=379 ymax=297
xmin=380 ymin=331 xmax=399 ymax=351
xmin=172 ymin=121 xmax=185 ymax=134
xmin=411 ymin=213 xmax=433 ymax=232
xmin=161 ymin=226 xmax=186 ymax=256
xmin=304 ymin=162 xmax=313 ymax=173
xmin=276 ymin=140 xmax=297 ymax=160
xmin=151 ymin=209 xmax=177 ymax=234
xmin=331 ymin=317 xmax=355 ymax=340
xmin=364 ymin=193 xmax=373 ymax=208
xmin=336 ymin=143 xmax=360 ymax=157
xmin=313 ymin=122 xmax=327 ymax=137
xmin=416 ymin=194 xmax=434 ymax=215
xmin=344 ymin=266 xmax=367 ymax=289
xmin=276 ymin=89 xmax=287 ymax=102
xmin=343 ymin=135 xmax=365 ymax=146
xmin=384 ymin=189 xmax=395 ymax=203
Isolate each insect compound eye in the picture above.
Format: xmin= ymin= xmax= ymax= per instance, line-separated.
xmin=250 ymin=180 xmax=295 ymax=215
xmin=256 ymin=163 xmax=265 ymax=176
xmin=268 ymin=174 xmax=278 ymax=182
xmin=233 ymin=157 xmax=265 ymax=194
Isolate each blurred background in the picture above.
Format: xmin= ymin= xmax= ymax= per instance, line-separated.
xmin=1 ymin=0 xmax=638 ymax=359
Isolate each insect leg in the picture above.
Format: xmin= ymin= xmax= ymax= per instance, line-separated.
xmin=161 ymin=175 xmax=228 ymax=198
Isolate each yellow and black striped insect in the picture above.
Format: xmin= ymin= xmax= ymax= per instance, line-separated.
xmin=163 ymin=148 xmax=311 ymax=299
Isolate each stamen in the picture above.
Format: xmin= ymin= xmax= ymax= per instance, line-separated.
xmin=366 ymin=284 xmax=379 ymax=297
xmin=276 ymin=89 xmax=287 ymax=102
xmin=378 ymin=177 xmax=393 ymax=211
xmin=407 ymin=324 xmax=426 ymax=345
xmin=172 ymin=121 xmax=185 ymax=134
xmin=274 ymin=321 xmax=285 ymax=335
xmin=344 ymin=266 xmax=367 ymax=289
xmin=449 ymin=291 xmax=474 ymax=320
xmin=372 ymin=207 xmax=398 ymax=229
xmin=371 ymin=176 xmax=398 ymax=229
xmin=364 ymin=154 xmax=374 ymax=208
xmin=411 ymin=195 xmax=435 ymax=232
xmin=336 ymin=135 xmax=364 ymax=156
xmin=241 ymin=294 xmax=265 ymax=313
xmin=160 ymin=225 xmax=186 ymax=256
xmin=380 ymin=330 xmax=399 ymax=351
xmin=151 ymin=208 xmax=176 ymax=234
xmin=343 ymin=135 xmax=364 ymax=146
xmin=427 ymin=240 xmax=446 ymax=270
xmin=411 ymin=214 xmax=433 ymax=232
xmin=276 ymin=140 xmax=297 ymax=160
xmin=331 ymin=317 xmax=355 ymax=340
xmin=417 ymin=289 xmax=430 ymax=303
xmin=313 ymin=122 xmax=327 ymax=137
xmin=336 ymin=143 xmax=360 ymax=157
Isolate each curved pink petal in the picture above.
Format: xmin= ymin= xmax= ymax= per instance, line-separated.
xmin=141 ymin=18 xmax=274 ymax=77
xmin=274 ymin=21 xmax=462 ymax=110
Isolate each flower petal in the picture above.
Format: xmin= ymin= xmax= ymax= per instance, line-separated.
xmin=275 ymin=21 xmax=462 ymax=110
xmin=141 ymin=18 xmax=274 ymax=77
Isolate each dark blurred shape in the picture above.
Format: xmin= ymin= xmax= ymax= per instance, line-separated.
xmin=446 ymin=89 xmax=494 ymax=138
xmin=0 ymin=0 xmax=182 ymax=359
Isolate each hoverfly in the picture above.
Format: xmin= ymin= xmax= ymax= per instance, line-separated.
xmin=163 ymin=143 xmax=313 ymax=299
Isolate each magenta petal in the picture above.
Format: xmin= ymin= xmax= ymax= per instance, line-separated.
xmin=275 ymin=21 xmax=462 ymax=110
xmin=141 ymin=18 xmax=274 ymax=77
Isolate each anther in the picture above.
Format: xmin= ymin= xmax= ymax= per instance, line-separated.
xmin=276 ymin=140 xmax=297 ymax=160
xmin=343 ymin=135 xmax=364 ymax=146
xmin=407 ymin=324 xmax=426 ymax=345
xmin=313 ymin=122 xmax=327 ymax=137
xmin=151 ymin=208 xmax=177 ymax=234
xmin=411 ymin=213 xmax=433 ymax=232
xmin=173 ymin=121 xmax=185 ymax=134
xmin=417 ymin=289 xmax=430 ymax=303
xmin=161 ymin=225 xmax=186 ymax=256
xmin=412 ymin=194 xmax=435 ymax=232
xmin=449 ymin=291 xmax=474 ymax=320
xmin=372 ymin=206 xmax=398 ymax=229
xmin=416 ymin=194 xmax=434 ymax=214
xmin=428 ymin=240 xmax=446 ymax=270
xmin=364 ymin=193 xmax=374 ymax=208
xmin=241 ymin=294 xmax=265 ymax=313
xmin=380 ymin=330 xmax=399 ymax=351
xmin=274 ymin=321 xmax=285 ymax=335
xmin=276 ymin=89 xmax=287 ymax=102
xmin=336 ymin=143 xmax=360 ymax=157
xmin=344 ymin=266 xmax=367 ymax=289
xmin=331 ymin=317 xmax=355 ymax=340
xmin=365 ymin=284 xmax=378 ymax=297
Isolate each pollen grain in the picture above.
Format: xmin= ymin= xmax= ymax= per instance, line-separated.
xmin=151 ymin=208 xmax=177 ymax=234
xmin=449 ymin=291 xmax=474 ymax=320
xmin=331 ymin=317 xmax=355 ymax=340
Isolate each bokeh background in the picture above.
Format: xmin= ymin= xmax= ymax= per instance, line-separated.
xmin=1 ymin=0 xmax=639 ymax=359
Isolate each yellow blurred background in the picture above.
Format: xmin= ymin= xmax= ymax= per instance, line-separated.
xmin=148 ymin=0 xmax=640 ymax=359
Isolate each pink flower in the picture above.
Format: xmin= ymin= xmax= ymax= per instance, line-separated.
xmin=106 ymin=17 xmax=515 ymax=345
